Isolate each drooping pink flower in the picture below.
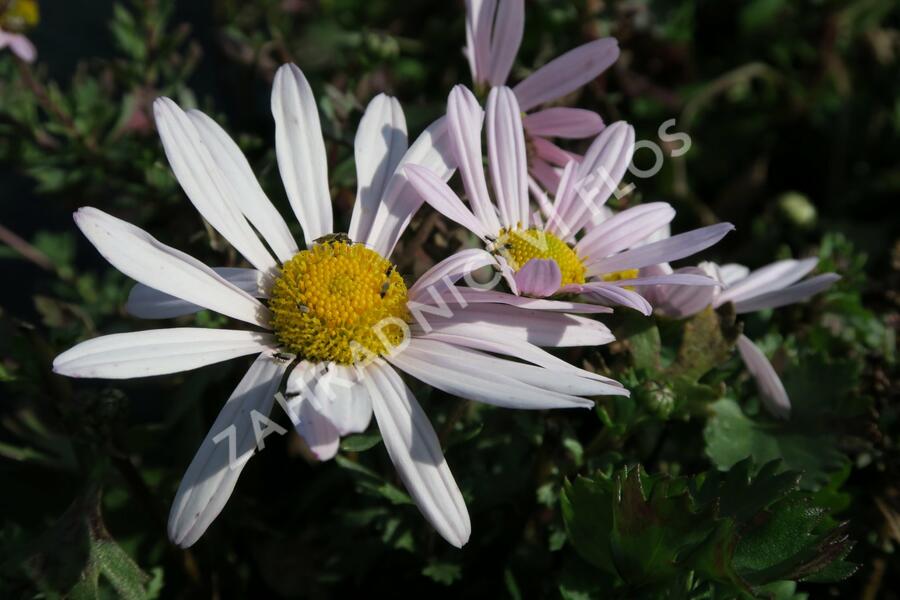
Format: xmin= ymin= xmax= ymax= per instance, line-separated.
xmin=463 ymin=0 xmax=619 ymax=193
xmin=405 ymin=84 xmax=731 ymax=315
xmin=641 ymin=258 xmax=840 ymax=419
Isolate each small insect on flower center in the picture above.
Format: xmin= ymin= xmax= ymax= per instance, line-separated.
xmin=494 ymin=227 xmax=586 ymax=286
xmin=268 ymin=238 xmax=410 ymax=365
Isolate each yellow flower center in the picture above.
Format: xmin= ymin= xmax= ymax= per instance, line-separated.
xmin=495 ymin=227 xmax=586 ymax=287
xmin=600 ymin=269 xmax=640 ymax=283
xmin=268 ymin=240 xmax=410 ymax=365
xmin=0 ymin=0 xmax=39 ymax=32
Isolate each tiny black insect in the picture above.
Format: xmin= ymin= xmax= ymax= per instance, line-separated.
xmin=313 ymin=232 xmax=353 ymax=245
xmin=296 ymin=302 xmax=310 ymax=313
xmin=273 ymin=352 xmax=294 ymax=362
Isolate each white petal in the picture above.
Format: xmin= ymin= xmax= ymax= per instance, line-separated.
xmin=570 ymin=282 xmax=653 ymax=315
xmin=409 ymin=302 xmax=615 ymax=347
xmin=486 ymin=0 xmax=524 ymax=86
xmin=464 ymin=0 xmax=496 ymax=85
xmin=405 ymin=164 xmax=490 ymax=239
xmin=168 ymin=353 xmax=288 ymax=547
xmin=513 ymin=38 xmax=619 ymax=112
xmin=644 ymin=267 xmax=718 ymax=318
xmin=716 ymin=258 xmax=818 ymax=306
xmin=586 ymin=223 xmax=734 ymax=276
xmin=575 ymin=202 xmax=676 ymax=259
xmin=153 ymin=98 xmax=278 ymax=273
xmin=736 ymin=335 xmax=790 ymax=419
xmin=447 ymin=85 xmax=502 ymax=232
xmin=74 ymin=207 xmax=270 ymax=328
xmin=349 ymin=94 xmax=408 ymax=244
xmin=420 ymin=331 xmax=624 ymax=387
xmin=718 ymin=263 xmax=750 ymax=286
xmin=486 ymin=87 xmax=529 ymax=228
xmin=272 ymin=63 xmax=332 ymax=244
xmin=429 ymin=286 xmax=613 ymax=314
xmin=294 ymin=362 xmax=374 ymax=436
xmin=366 ymin=360 xmax=470 ymax=547
xmin=561 ymin=122 xmax=635 ymax=239
xmin=513 ymin=258 xmax=562 ymax=298
xmin=53 ymin=329 xmax=274 ymax=379
xmin=186 ymin=110 xmax=299 ymax=263
xmin=366 ymin=116 xmax=456 ymax=257
xmin=389 ymin=338 xmax=615 ymax=409
xmin=127 ymin=267 xmax=269 ymax=319
xmin=407 ymin=248 xmax=497 ymax=302
xmin=733 ymin=273 xmax=839 ymax=314
xmin=286 ymin=363 xmax=342 ymax=461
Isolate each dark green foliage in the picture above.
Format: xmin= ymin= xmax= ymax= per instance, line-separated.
xmin=1 ymin=0 xmax=897 ymax=597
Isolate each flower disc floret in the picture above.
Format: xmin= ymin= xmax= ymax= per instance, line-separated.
xmin=269 ymin=240 xmax=410 ymax=364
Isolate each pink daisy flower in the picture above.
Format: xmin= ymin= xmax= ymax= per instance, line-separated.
xmin=405 ymin=85 xmax=732 ymax=315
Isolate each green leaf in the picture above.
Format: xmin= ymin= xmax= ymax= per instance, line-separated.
xmin=422 ymin=560 xmax=462 ymax=585
xmin=340 ymin=431 xmax=382 ymax=452
xmin=560 ymin=476 xmax=616 ymax=574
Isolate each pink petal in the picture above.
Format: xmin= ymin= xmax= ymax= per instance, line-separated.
xmin=732 ymin=273 xmax=840 ymax=314
xmin=715 ymin=258 xmax=818 ymax=307
xmin=575 ymin=202 xmax=676 ymax=259
xmin=446 ymin=85 xmax=501 ymax=232
xmin=487 ymin=87 xmax=529 ymax=228
xmin=524 ymin=108 xmax=605 ymax=139
xmin=736 ymin=335 xmax=791 ymax=419
xmin=586 ymin=222 xmax=734 ymax=276
xmin=567 ymin=282 xmax=653 ymax=315
xmin=513 ymin=38 xmax=620 ymax=112
xmin=464 ymin=0 xmax=496 ymax=85
xmin=487 ymin=0 xmax=525 ymax=86
xmin=513 ymin=258 xmax=562 ymax=298
xmin=404 ymin=164 xmax=490 ymax=239
xmin=529 ymin=159 xmax=563 ymax=196
xmin=0 ymin=31 xmax=36 ymax=62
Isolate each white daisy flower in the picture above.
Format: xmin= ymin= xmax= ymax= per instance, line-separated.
xmin=404 ymin=84 xmax=732 ymax=315
xmin=640 ymin=258 xmax=840 ymax=418
xmin=53 ymin=64 xmax=627 ymax=549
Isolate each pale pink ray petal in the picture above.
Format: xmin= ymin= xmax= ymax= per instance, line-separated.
xmin=285 ymin=362 xmax=342 ymax=460
xmin=271 ymin=64 xmax=332 ymax=243
xmin=732 ymin=273 xmax=840 ymax=314
xmin=565 ymin=282 xmax=653 ymax=315
xmin=366 ymin=117 xmax=456 ymax=257
xmin=644 ymin=266 xmax=719 ymax=318
xmin=431 ymin=286 xmax=613 ymax=314
xmin=154 ymin=98 xmax=279 ymax=273
xmin=736 ymin=334 xmax=791 ymax=420
xmin=404 ymin=164 xmax=491 ymax=239
xmin=0 ymin=30 xmax=36 ymax=62
xmin=187 ymin=109 xmax=299 ymax=263
xmin=168 ymin=353 xmax=288 ymax=547
xmin=586 ymin=222 xmax=734 ymax=276
xmin=74 ymin=207 xmax=270 ymax=328
xmin=575 ymin=202 xmax=676 ymax=259
xmin=420 ymin=331 xmax=622 ymax=386
xmin=715 ymin=258 xmax=818 ymax=307
xmin=562 ymin=122 xmax=635 ymax=239
xmin=407 ymin=248 xmax=497 ymax=302
xmin=513 ymin=38 xmax=620 ymax=112
xmin=464 ymin=0 xmax=496 ymax=85
xmin=366 ymin=360 xmax=470 ymax=548
xmin=53 ymin=329 xmax=274 ymax=379
xmin=486 ymin=0 xmax=525 ymax=86
xmin=389 ymin=338 xmax=601 ymax=409
xmin=447 ymin=85 xmax=502 ymax=232
xmin=409 ymin=303 xmax=614 ymax=347
xmin=127 ymin=267 xmax=269 ymax=320
xmin=513 ymin=258 xmax=562 ymax=298
xmin=487 ymin=87 xmax=529 ymax=228
xmin=524 ymin=108 xmax=605 ymax=139
xmin=350 ymin=94 xmax=408 ymax=244
xmin=530 ymin=159 xmax=563 ymax=196
xmin=533 ymin=136 xmax=580 ymax=167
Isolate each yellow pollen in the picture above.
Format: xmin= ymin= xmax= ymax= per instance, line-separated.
xmin=601 ymin=268 xmax=640 ymax=284
xmin=0 ymin=0 xmax=39 ymax=32
xmin=268 ymin=240 xmax=410 ymax=365
xmin=495 ymin=227 xmax=586 ymax=287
